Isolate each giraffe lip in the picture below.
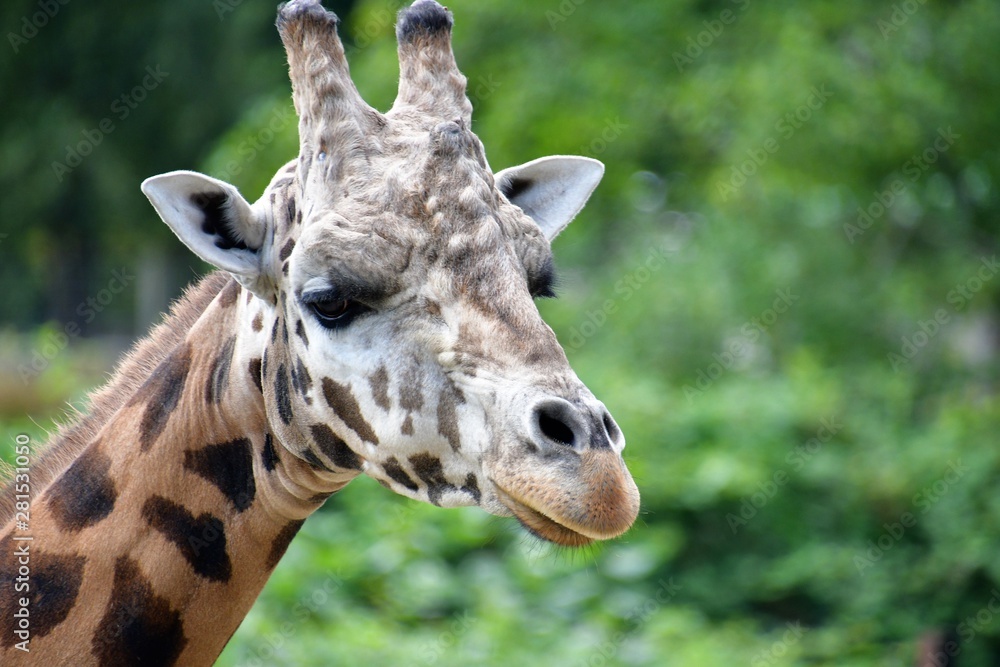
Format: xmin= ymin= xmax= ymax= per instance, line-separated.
xmin=492 ymin=485 xmax=595 ymax=548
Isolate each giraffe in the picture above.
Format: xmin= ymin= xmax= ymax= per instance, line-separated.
xmin=0 ymin=0 xmax=640 ymax=663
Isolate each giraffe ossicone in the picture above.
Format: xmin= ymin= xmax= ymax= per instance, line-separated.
xmin=1 ymin=1 xmax=639 ymax=663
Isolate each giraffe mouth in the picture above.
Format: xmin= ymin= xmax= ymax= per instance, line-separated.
xmin=489 ymin=450 xmax=640 ymax=547
xmin=493 ymin=486 xmax=595 ymax=548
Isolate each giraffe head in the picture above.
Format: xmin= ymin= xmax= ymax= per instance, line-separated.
xmin=140 ymin=0 xmax=638 ymax=546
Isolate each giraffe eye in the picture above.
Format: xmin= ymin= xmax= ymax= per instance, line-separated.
xmin=309 ymin=298 xmax=367 ymax=329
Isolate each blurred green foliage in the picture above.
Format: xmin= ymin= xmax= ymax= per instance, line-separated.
xmin=3 ymin=0 xmax=1000 ymax=664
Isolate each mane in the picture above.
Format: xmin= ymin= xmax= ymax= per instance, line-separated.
xmin=0 ymin=271 xmax=232 ymax=526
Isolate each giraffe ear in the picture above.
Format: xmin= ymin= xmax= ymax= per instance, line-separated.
xmin=141 ymin=170 xmax=270 ymax=287
xmin=495 ymin=156 xmax=604 ymax=241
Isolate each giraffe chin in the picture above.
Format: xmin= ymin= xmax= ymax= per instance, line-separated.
xmin=492 ymin=483 xmax=637 ymax=548
xmin=495 ymin=487 xmax=596 ymax=547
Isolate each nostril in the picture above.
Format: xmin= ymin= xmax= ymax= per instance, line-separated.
xmin=602 ymin=411 xmax=620 ymax=442
xmin=536 ymin=404 xmax=577 ymax=447
xmin=539 ymin=412 xmax=575 ymax=447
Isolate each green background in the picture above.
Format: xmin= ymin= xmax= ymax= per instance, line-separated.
xmin=2 ymin=0 xmax=999 ymax=664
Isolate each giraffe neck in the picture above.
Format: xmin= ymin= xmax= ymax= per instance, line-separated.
xmin=0 ymin=273 xmax=357 ymax=666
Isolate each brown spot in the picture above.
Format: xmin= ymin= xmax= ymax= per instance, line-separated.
xmin=183 ymin=438 xmax=256 ymax=512
xmin=142 ymin=495 xmax=232 ymax=582
xmin=205 ymin=336 xmax=236 ymax=404
xmin=249 ymin=358 xmax=263 ymax=394
xmin=310 ymin=424 xmax=362 ymax=470
xmin=399 ymin=365 xmax=424 ymax=412
xmin=401 ymin=414 xmax=414 ymax=436
xmin=252 ymin=312 xmax=263 ymax=332
xmin=262 ymin=433 xmax=280 ymax=471
xmin=278 ymin=237 xmax=296 ymax=261
xmin=246 ymin=290 xmax=254 ymax=305
xmin=462 ymin=473 xmax=481 ymax=504
xmin=266 ymin=520 xmax=305 ymax=570
xmin=302 ymin=449 xmax=331 ymax=471
xmin=0 ymin=535 xmax=85 ymax=645
xmin=436 ymin=382 xmax=465 ymax=452
xmin=522 ymin=331 xmax=566 ymax=366
xmin=456 ymin=322 xmax=483 ymax=354
xmin=92 ymin=555 xmax=187 ymax=665
xmin=425 ymin=299 xmax=442 ymax=317
xmin=409 ymin=453 xmax=456 ymax=506
xmin=275 ymin=364 xmax=294 ymax=425
xmin=383 ymin=456 xmax=419 ymax=491
xmin=271 ymin=176 xmax=293 ymax=191
xmin=129 ymin=343 xmax=192 ymax=452
xmin=292 ymin=357 xmax=313 ymax=401
xmin=45 ymin=443 xmax=117 ymax=532
xmin=368 ymin=365 xmax=391 ymax=411
xmin=322 ymin=378 xmax=379 ymax=445
xmin=217 ymin=279 xmax=241 ymax=308
xmin=295 ymin=319 xmax=309 ymax=346
xmin=282 ymin=261 xmax=290 ymax=276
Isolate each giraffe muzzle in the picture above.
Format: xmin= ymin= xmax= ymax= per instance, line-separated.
xmin=488 ymin=394 xmax=640 ymax=547
xmin=491 ymin=445 xmax=640 ymax=547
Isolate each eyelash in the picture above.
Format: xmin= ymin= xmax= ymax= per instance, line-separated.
xmin=530 ymin=281 xmax=557 ymax=299
xmin=529 ymin=256 xmax=558 ymax=299
xmin=307 ymin=298 xmax=370 ymax=329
